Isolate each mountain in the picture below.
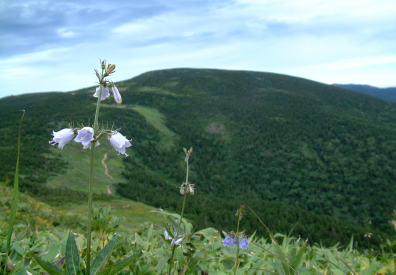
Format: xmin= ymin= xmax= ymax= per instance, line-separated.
xmin=1 ymin=68 xmax=395 ymax=248
xmin=334 ymin=84 xmax=396 ymax=102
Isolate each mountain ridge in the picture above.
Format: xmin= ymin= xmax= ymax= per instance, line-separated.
xmin=0 ymin=68 xmax=395 ymax=248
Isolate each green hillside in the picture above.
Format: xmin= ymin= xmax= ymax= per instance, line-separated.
xmin=1 ymin=68 xmax=396 ymax=248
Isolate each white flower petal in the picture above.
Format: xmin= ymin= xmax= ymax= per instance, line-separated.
xmin=93 ymin=86 xmax=110 ymax=100
xmin=74 ymin=127 xmax=94 ymax=149
xmin=111 ymin=86 xmax=122 ymax=104
xmin=50 ymin=128 xmax=74 ymax=149
xmin=109 ymin=131 xmax=132 ymax=156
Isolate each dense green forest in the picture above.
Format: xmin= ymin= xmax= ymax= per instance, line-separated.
xmin=1 ymin=69 xmax=395 ymax=249
xmin=335 ymin=84 xmax=396 ymax=102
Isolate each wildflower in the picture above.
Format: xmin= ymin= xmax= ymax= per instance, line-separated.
xmin=180 ymin=182 xmax=195 ymax=195
xmin=109 ymin=131 xmax=131 ymax=156
xmin=93 ymin=86 xmax=110 ymax=100
xmin=239 ymin=237 xmax=249 ymax=249
xmin=164 ymin=231 xmax=172 ymax=240
xmin=74 ymin=127 xmax=95 ymax=149
xmin=111 ymin=86 xmax=122 ymax=104
xmin=223 ymin=236 xmax=238 ymax=247
xmin=171 ymin=238 xmax=183 ymax=246
xmin=49 ymin=128 xmax=74 ymax=149
xmin=164 ymin=231 xmax=183 ymax=246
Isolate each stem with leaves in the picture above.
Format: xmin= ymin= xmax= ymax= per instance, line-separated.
xmin=3 ymin=110 xmax=25 ymax=275
xmin=167 ymin=148 xmax=192 ymax=275
xmin=233 ymin=206 xmax=244 ymax=275
xmin=86 ymin=85 xmax=103 ymax=274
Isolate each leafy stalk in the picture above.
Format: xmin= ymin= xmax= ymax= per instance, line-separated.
xmin=233 ymin=209 xmax=242 ymax=275
xmin=168 ymin=149 xmax=191 ymax=275
xmin=3 ymin=110 xmax=25 ymax=275
xmin=87 ymin=85 xmax=103 ymax=274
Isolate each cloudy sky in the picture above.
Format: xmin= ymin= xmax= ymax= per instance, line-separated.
xmin=1 ymin=0 xmax=396 ymax=97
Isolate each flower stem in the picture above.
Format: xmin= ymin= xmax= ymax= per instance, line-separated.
xmin=93 ymin=86 xmax=103 ymax=129
xmin=179 ymin=157 xmax=189 ymax=225
xmin=233 ymin=211 xmax=242 ymax=275
xmin=86 ymin=145 xmax=95 ymax=274
xmin=86 ymin=85 xmax=102 ymax=274
xmin=168 ymin=153 xmax=190 ymax=275
xmin=3 ymin=110 xmax=24 ymax=275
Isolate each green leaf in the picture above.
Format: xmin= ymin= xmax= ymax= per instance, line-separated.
xmin=90 ymin=234 xmax=118 ymax=275
xmin=65 ymin=232 xmax=81 ymax=275
xmin=32 ymin=254 xmax=64 ymax=275
xmin=97 ymin=255 xmax=134 ymax=275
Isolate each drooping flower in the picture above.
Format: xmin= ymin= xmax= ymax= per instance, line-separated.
xmin=49 ymin=128 xmax=74 ymax=149
xmin=171 ymin=237 xmax=183 ymax=246
xmin=74 ymin=127 xmax=95 ymax=149
xmin=111 ymin=86 xmax=122 ymax=104
xmin=109 ymin=131 xmax=131 ymax=156
xmin=164 ymin=231 xmax=172 ymax=240
xmin=164 ymin=231 xmax=183 ymax=246
xmin=93 ymin=86 xmax=110 ymax=100
xmin=239 ymin=237 xmax=249 ymax=249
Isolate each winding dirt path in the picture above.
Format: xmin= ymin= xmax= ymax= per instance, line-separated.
xmin=101 ymin=153 xmax=113 ymax=195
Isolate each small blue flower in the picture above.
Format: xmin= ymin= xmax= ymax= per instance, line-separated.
xmin=239 ymin=237 xmax=249 ymax=250
xmin=222 ymin=235 xmax=233 ymax=247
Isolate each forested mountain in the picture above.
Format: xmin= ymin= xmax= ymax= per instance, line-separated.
xmin=335 ymin=84 xmax=396 ymax=102
xmin=1 ymin=69 xmax=395 ymax=248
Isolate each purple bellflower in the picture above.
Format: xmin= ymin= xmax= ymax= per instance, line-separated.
xmin=49 ymin=128 xmax=74 ymax=149
xmin=74 ymin=127 xmax=95 ymax=149
xmin=93 ymin=87 xmax=110 ymax=101
xmin=109 ymin=131 xmax=131 ymax=156
xmin=111 ymin=86 xmax=122 ymax=104
xmin=239 ymin=237 xmax=249 ymax=249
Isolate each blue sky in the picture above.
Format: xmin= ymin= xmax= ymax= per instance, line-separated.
xmin=1 ymin=0 xmax=396 ymax=97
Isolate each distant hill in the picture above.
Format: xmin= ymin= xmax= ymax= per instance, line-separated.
xmin=334 ymin=84 xmax=396 ymax=102
xmin=1 ymin=68 xmax=395 ymax=248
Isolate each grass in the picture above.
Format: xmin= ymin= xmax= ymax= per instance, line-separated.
xmin=45 ymin=143 xmax=164 ymax=230
xmin=46 ymin=143 xmax=124 ymax=194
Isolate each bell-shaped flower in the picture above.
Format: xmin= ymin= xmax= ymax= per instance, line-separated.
xmin=93 ymin=86 xmax=110 ymax=100
xmin=74 ymin=127 xmax=95 ymax=149
xmin=164 ymin=231 xmax=183 ymax=246
xmin=111 ymin=86 xmax=122 ymax=104
xmin=109 ymin=131 xmax=131 ymax=156
xmin=239 ymin=237 xmax=249 ymax=249
xmin=49 ymin=128 xmax=74 ymax=149
xmin=222 ymin=235 xmax=234 ymax=247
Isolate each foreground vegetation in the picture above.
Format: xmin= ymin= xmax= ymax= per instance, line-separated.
xmin=1 ymin=182 xmax=395 ymax=274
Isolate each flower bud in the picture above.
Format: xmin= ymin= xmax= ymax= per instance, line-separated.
xmin=106 ymin=64 xmax=116 ymax=75
xmin=111 ymin=86 xmax=122 ymax=104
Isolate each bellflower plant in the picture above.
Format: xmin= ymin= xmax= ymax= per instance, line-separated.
xmin=47 ymin=60 xmax=132 ymax=274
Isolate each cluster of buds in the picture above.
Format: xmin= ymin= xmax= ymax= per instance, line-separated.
xmin=235 ymin=205 xmax=246 ymax=220
xmin=183 ymin=147 xmax=193 ymax=162
xmin=179 ymin=182 xmax=195 ymax=195
xmin=93 ymin=60 xmax=122 ymax=104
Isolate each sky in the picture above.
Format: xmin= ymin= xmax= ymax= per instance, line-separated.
xmin=1 ymin=0 xmax=396 ymax=97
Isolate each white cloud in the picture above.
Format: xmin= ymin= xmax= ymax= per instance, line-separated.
xmin=1 ymin=0 xmax=396 ymax=97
